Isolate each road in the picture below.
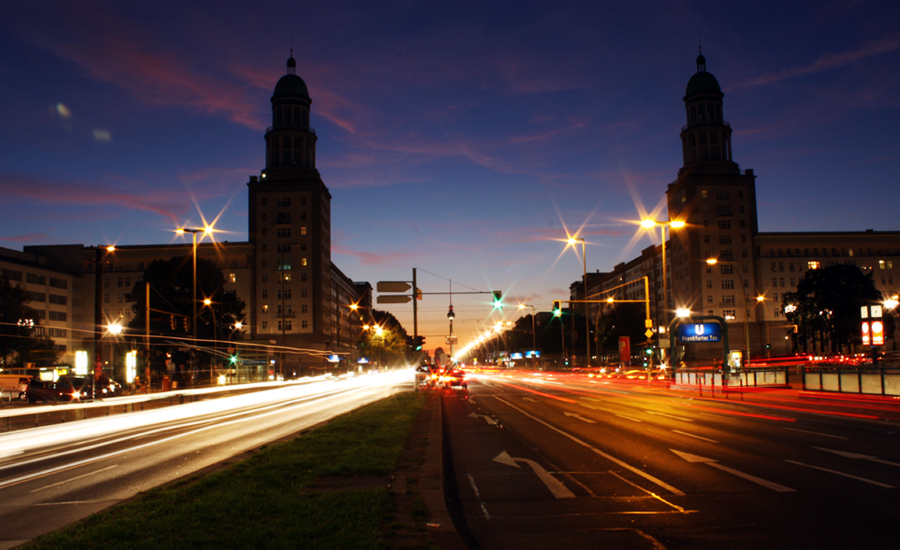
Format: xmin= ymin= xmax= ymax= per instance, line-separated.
xmin=442 ymin=370 xmax=900 ymax=549
xmin=0 ymin=371 xmax=411 ymax=550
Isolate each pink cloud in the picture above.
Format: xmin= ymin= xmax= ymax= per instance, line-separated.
xmin=331 ymin=246 xmax=415 ymax=266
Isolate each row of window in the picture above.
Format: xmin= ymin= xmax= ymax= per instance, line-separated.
xmin=260 ymin=227 xmax=308 ymax=238
xmin=259 ymin=320 xmax=310 ymax=331
xmin=1 ymin=268 xmax=67 ymax=289
xmin=262 ymin=197 xmax=307 ymax=207
xmin=700 ymin=189 xmax=745 ymax=200
xmin=761 ymin=247 xmax=899 ymax=258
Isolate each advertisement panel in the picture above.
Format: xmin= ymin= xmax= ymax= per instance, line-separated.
xmin=618 ymin=337 xmax=631 ymax=366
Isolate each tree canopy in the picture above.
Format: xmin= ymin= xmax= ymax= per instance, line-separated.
xmin=0 ymin=275 xmax=60 ymax=366
xmin=781 ymin=264 xmax=884 ymax=354
xmin=125 ymin=256 xmax=246 ymax=346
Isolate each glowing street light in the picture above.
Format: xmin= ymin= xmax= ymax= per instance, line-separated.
xmin=519 ymin=304 xmax=537 ymax=364
xmin=565 ymin=236 xmax=590 ymax=367
xmin=640 ymin=219 xmax=685 ymax=364
xmin=706 ymin=257 xmax=765 ymax=367
xmin=176 ymin=226 xmax=214 ymax=344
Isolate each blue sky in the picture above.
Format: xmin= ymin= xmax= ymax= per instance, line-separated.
xmin=2 ymin=1 xmax=898 ymax=352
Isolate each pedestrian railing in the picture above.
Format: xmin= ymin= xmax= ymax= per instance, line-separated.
xmin=803 ymin=366 xmax=900 ymax=397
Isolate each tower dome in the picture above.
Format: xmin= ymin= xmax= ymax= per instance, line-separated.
xmin=272 ymin=54 xmax=310 ymax=100
xmin=685 ymin=53 xmax=722 ymax=99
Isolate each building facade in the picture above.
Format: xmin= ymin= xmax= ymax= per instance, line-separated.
xmin=578 ymin=54 xmax=899 ymax=365
xmin=13 ymin=55 xmax=370 ymax=378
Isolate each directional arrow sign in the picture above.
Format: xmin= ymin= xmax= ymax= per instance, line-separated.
xmin=377 ymin=281 xmax=411 ymax=293
xmin=468 ymin=412 xmax=497 ymax=426
xmin=493 ymin=451 xmax=575 ymax=499
xmin=377 ymin=295 xmax=412 ymax=304
xmin=563 ymin=411 xmax=596 ymax=424
xmin=671 ymin=449 xmax=795 ymax=492
xmin=813 ymin=447 xmax=900 ymax=468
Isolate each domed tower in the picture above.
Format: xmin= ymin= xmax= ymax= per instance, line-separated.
xmin=665 ymin=53 xmax=760 ymax=363
xmin=678 ymin=53 xmax=738 ymax=176
xmin=247 ymin=54 xmax=333 ymax=372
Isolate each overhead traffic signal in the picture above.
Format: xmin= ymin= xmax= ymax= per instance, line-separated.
xmin=552 ymin=301 xmax=561 ymax=317
xmin=493 ymin=291 xmax=503 ymax=309
xmin=414 ymin=336 xmax=425 ymax=351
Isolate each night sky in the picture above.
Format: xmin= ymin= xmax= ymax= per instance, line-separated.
xmin=2 ymin=1 xmax=898 ymax=354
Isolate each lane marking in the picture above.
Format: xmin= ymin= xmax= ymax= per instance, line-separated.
xmin=672 ymin=430 xmax=719 ymax=443
xmin=467 ymin=473 xmax=491 ymax=519
xmin=608 ymin=470 xmax=695 ymax=515
xmin=493 ymin=396 xmax=683 ymax=495
xmin=811 ymin=447 xmax=900 ymax=468
xmin=467 ymin=412 xmax=497 ymax=426
xmin=563 ymin=411 xmax=597 ymax=424
xmin=646 ymin=411 xmax=694 ymax=422
xmin=671 ymin=449 xmax=795 ymax=492
xmin=616 ymin=414 xmax=643 ymax=423
xmin=785 ymin=459 xmax=894 ymax=488
xmin=493 ymin=451 xmax=576 ymax=499
xmin=784 ymin=428 xmax=847 ymax=440
xmin=31 ymin=465 xmax=119 ymax=493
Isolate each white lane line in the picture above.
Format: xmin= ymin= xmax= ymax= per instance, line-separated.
xmin=646 ymin=411 xmax=694 ymax=422
xmin=467 ymin=473 xmax=491 ymax=519
xmin=493 ymin=396 xmax=683 ymax=496
xmin=785 ymin=459 xmax=894 ymax=488
xmin=616 ymin=414 xmax=643 ymax=423
xmin=31 ymin=465 xmax=118 ymax=493
xmin=672 ymin=430 xmax=719 ymax=443
xmin=784 ymin=427 xmax=848 ymax=440
xmin=672 ymin=450 xmax=795 ymax=493
xmin=813 ymin=447 xmax=900 ymax=468
xmin=564 ymin=411 xmax=597 ymax=424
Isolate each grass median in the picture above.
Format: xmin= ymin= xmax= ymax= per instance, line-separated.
xmin=23 ymin=390 xmax=432 ymax=550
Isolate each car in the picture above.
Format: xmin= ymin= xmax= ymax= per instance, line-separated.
xmin=26 ymin=376 xmax=94 ymax=404
xmin=441 ymin=368 xmax=468 ymax=389
xmin=0 ymin=375 xmax=30 ymax=401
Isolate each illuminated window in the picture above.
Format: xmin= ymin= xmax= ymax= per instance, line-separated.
xmin=808 ymin=261 xmax=821 ymax=270
xmin=262 ymin=305 xmax=268 ymax=313
xmin=230 ymin=273 xmax=236 ymax=283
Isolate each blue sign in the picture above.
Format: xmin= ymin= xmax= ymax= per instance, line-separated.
xmin=678 ymin=323 xmax=721 ymax=342
xmin=510 ymin=352 xmax=524 ymax=360
xmin=524 ymin=350 xmax=541 ymax=358
xmin=326 ymin=354 xmax=341 ymax=363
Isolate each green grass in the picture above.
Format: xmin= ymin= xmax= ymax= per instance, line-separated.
xmin=23 ymin=391 xmax=427 ymax=550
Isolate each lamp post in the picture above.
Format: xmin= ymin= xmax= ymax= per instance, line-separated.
xmin=176 ymin=227 xmax=213 ymax=344
xmin=519 ymin=304 xmax=537 ymax=366
xmin=447 ymin=305 xmax=455 ymax=364
xmin=706 ymin=258 xmax=764 ymax=368
xmin=107 ymin=320 xmax=123 ymax=385
xmin=566 ymin=237 xmax=590 ymax=368
xmin=640 ymin=219 xmax=685 ymax=364
xmin=92 ymin=245 xmax=115 ymax=382
xmin=203 ymin=298 xmax=218 ymax=376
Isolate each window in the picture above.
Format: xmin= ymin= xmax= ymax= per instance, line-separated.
xmin=701 ymin=190 xmax=707 ymax=198
xmin=1 ymin=269 xmax=22 ymax=281
xmin=277 ymin=198 xmax=291 ymax=207
xmin=262 ymin=213 xmax=267 ymax=222
xmin=704 ymin=235 xmax=710 ymax=244
xmin=262 ymin=228 xmax=268 ymax=237
xmin=301 ymin=258 xmax=308 ymax=266
xmin=723 ymin=295 xmax=735 ymax=305
xmin=706 ymin=279 xmax=713 ymax=289
xmin=49 ymin=311 xmax=67 ymax=321
xmin=262 ymin=290 xmax=268 ymax=299
xmin=262 ymin=274 xmax=268 ymax=283
xmin=301 ymin=304 xmax=308 ymax=313
xmin=276 ymin=212 xmax=291 ymax=224
xmin=302 ymin=320 xmax=308 ymax=329
xmin=300 ymin=227 xmax=308 ymax=236
xmin=262 ymin=321 xmax=268 ymax=329
xmin=278 ymin=320 xmax=293 ymax=331
xmin=49 ymin=294 xmax=67 ymax=305
xmin=301 ymin=289 xmax=308 ymax=298
xmin=26 ymin=273 xmax=46 ymax=285
xmin=301 ymin=273 xmax=308 ymax=282
xmin=780 ymin=278 xmax=785 ymax=287
xmin=718 ymin=220 xmax=731 ymax=230
xmin=230 ymin=273 xmax=236 ymax=283
xmin=707 ymin=295 xmax=713 ymax=304
xmin=778 ymin=263 xmax=784 ymax=272
xmin=717 ymin=190 xmax=729 ymax=200
xmin=808 ymin=261 xmax=821 ymax=270
xmin=278 ymin=289 xmax=292 ymax=300
xmin=261 ymin=259 xmax=267 ymax=268
xmin=277 ymin=228 xmax=291 ymax=238
xmin=720 ymin=264 xmax=734 ymax=274
xmin=722 ymin=280 xmax=735 ymax=289
xmin=723 ymin=309 xmax=736 ymax=318
xmin=277 ymin=243 xmax=292 ymax=253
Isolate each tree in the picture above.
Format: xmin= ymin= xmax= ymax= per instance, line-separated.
xmin=593 ymin=302 xmax=647 ymax=362
xmin=360 ymin=309 xmax=411 ymax=366
xmin=125 ymin=256 xmax=246 ymax=369
xmin=0 ymin=275 xmax=60 ymax=366
xmin=781 ymin=264 xmax=881 ymax=354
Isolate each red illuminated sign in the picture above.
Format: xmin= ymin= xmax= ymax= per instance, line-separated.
xmin=862 ymin=321 xmax=870 ymax=346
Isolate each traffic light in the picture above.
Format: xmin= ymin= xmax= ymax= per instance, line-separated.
xmin=414 ymin=336 xmax=425 ymax=351
xmin=230 ymin=355 xmax=239 ymax=364
xmin=170 ymin=315 xmax=176 ymax=330
xmin=552 ymin=301 xmax=561 ymax=317
xmin=183 ymin=316 xmax=189 ymax=332
xmin=493 ymin=290 xmax=503 ymax=309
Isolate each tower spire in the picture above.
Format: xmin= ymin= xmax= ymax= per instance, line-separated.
xmin=287 ymin=48 xmax=296 ymax=75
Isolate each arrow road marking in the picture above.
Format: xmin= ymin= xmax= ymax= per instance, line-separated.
xmin=785 ymin=459 xmax=894 ymax=488
xmin=468 ymin=412 xmax=497 ymax=426
xmin=646 ymin=411 xmax=694 ymax=422
xmin=563 ymin=411 xmax=597 ymax=423
xmin=493 ymin=451 xmax=576 ymax=499
xmin=671 ymin=449 xmax=795 ymax=492
xmin=813 ymin=447 xmax=900 ymax=468
xmin=783 ymin=428 xmax=847 ymax=440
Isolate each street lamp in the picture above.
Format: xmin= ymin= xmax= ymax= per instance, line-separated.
xmin=518 ymin=304 xmax=537 ymax=365
xmin=566 ymin=236 xmax=590 ymax=368
xmin=176 ymin=226 xmax=213 ymax=344
xmin=203 ymin=298 xmax=218 ymax=376
xmin=640 ymin=219 xmax=685 ymax=363
xmin=447 ymin=305 xmax=455 ymax=363
xmin=707 ymin=258 xmax=765 ymax=367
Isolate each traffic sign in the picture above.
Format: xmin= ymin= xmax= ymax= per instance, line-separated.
xmin=377 ymin=281 xmax=411 ymax=293
xmin=377 ymin=295 xmax=412 ymax=304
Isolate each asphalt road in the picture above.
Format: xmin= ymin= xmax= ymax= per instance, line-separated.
xmin=0 ymin=372 xmax=411 ymax=550
xmin=442 ymin=370 xmax=900 ymax=550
